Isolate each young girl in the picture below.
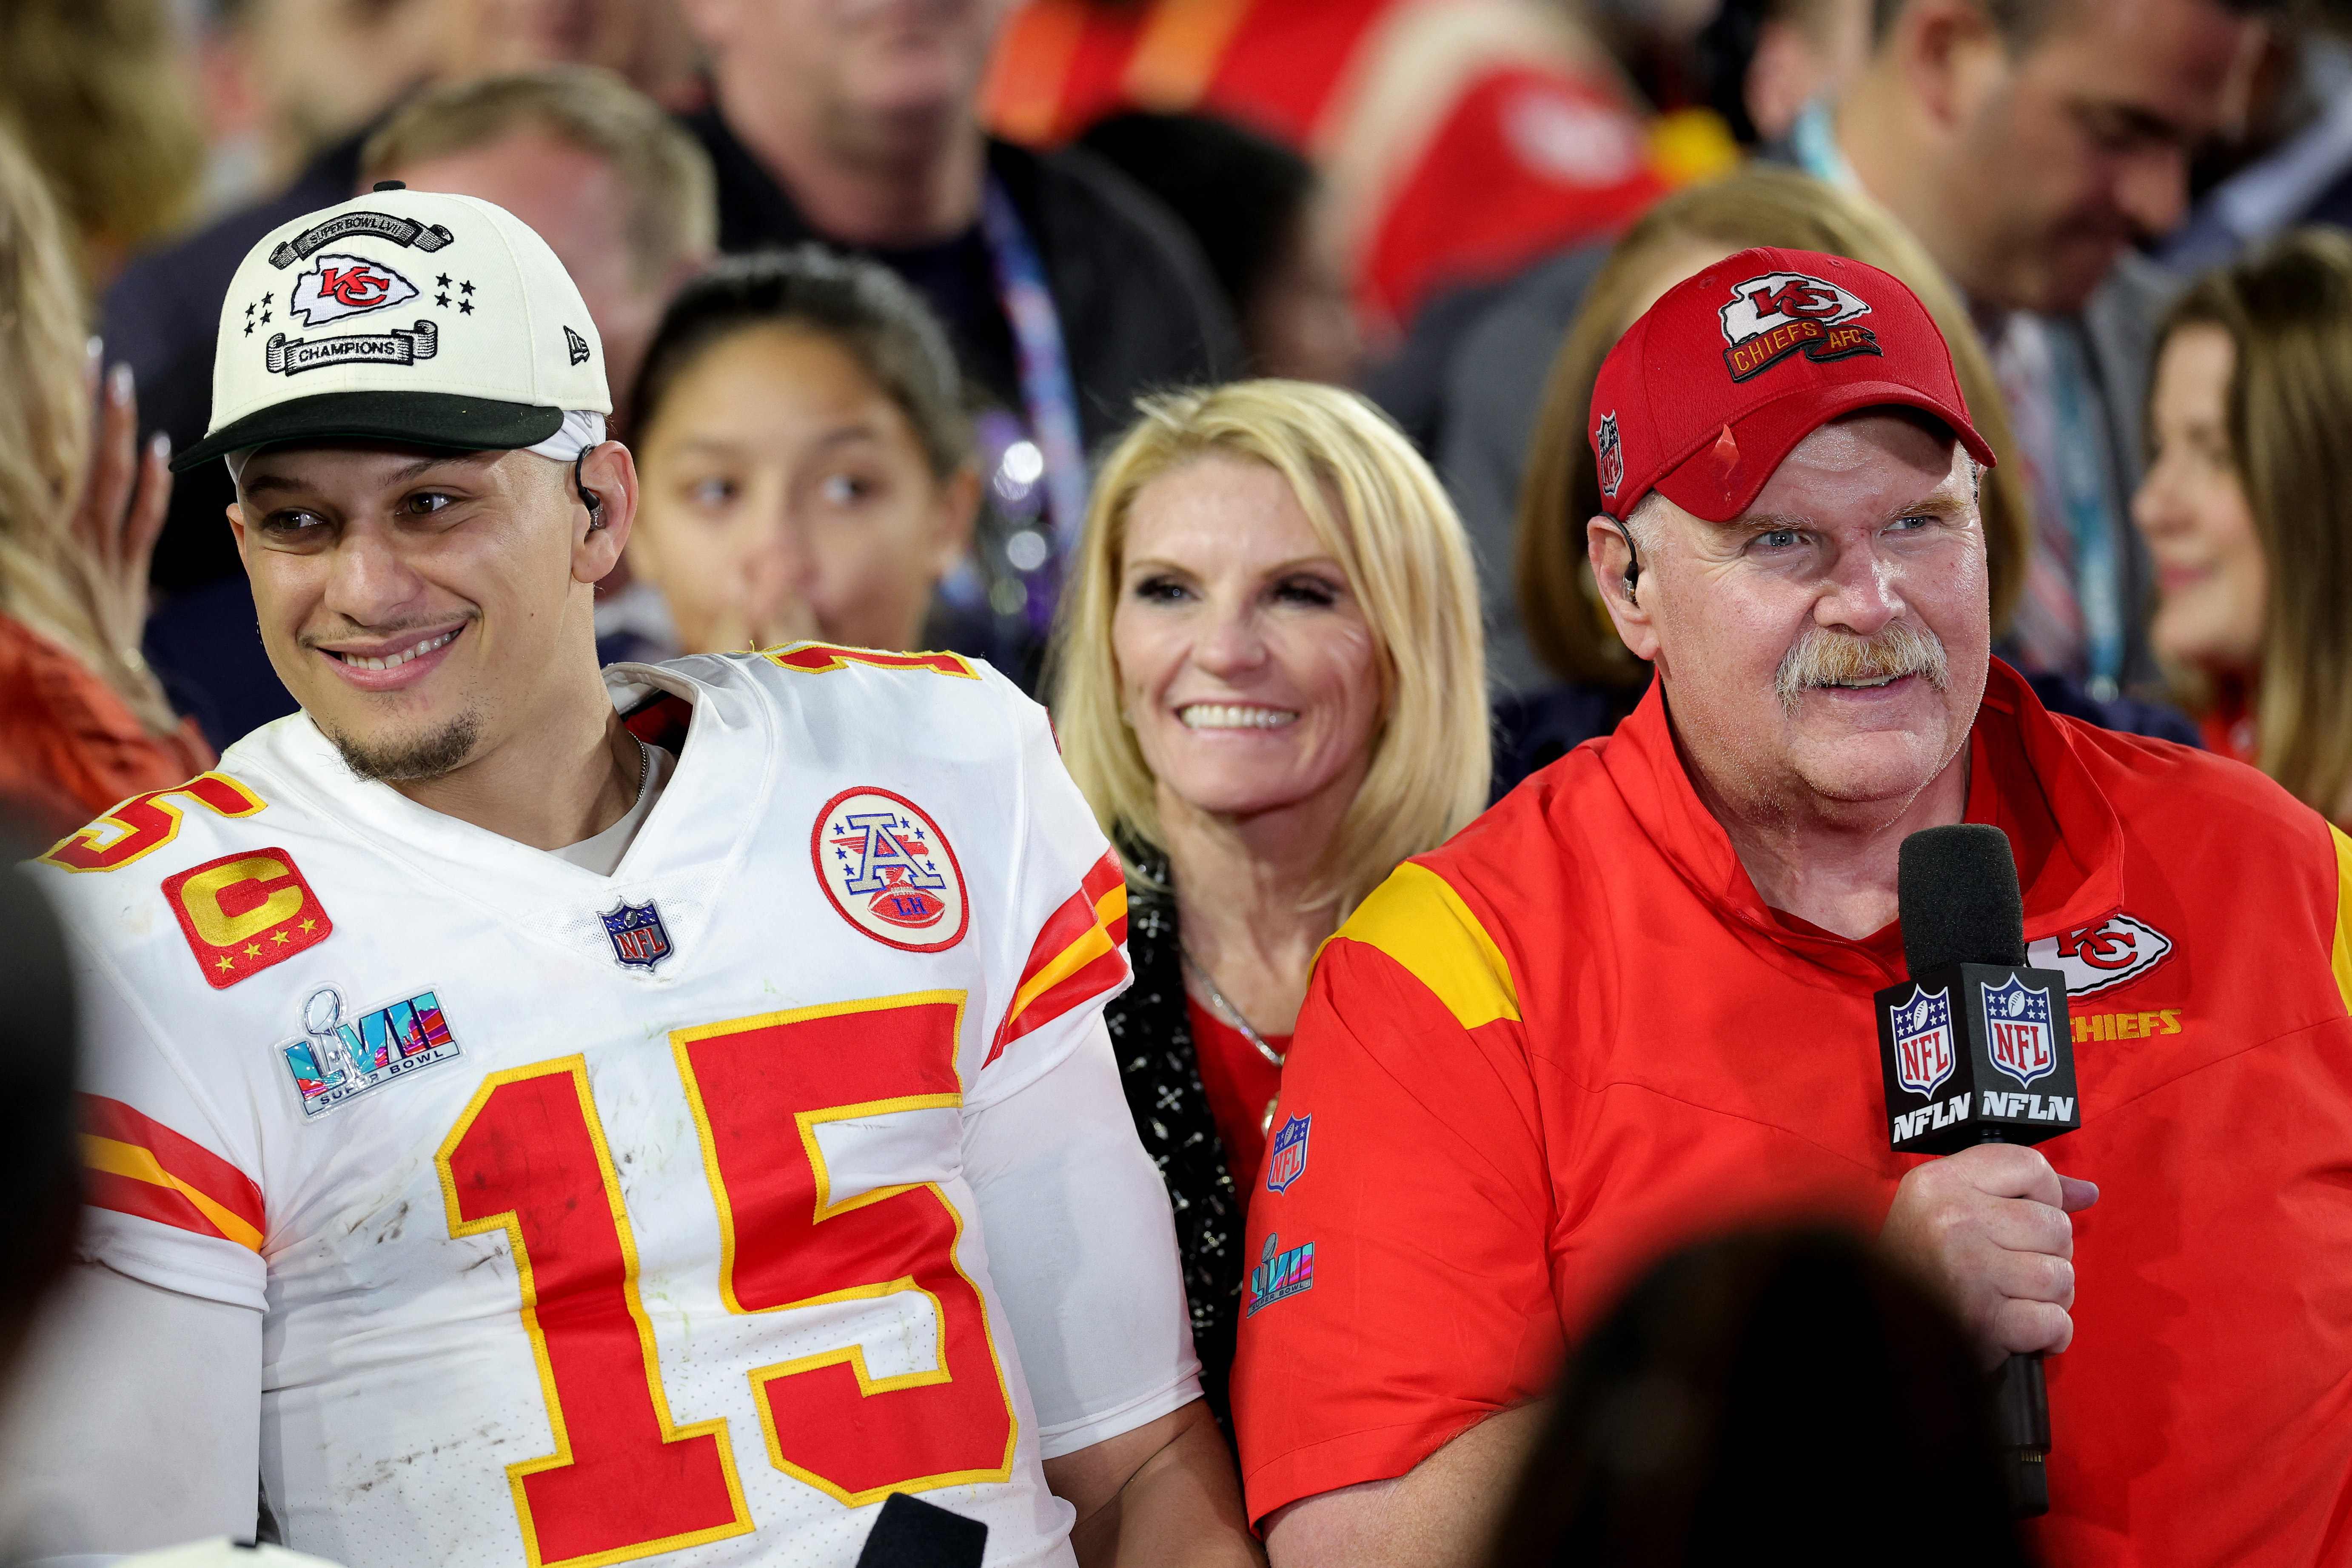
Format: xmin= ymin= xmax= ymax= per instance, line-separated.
xmin=620 ymin=247 xmax=980 ymax=660
xmin=2132 ymin=229 xmax=2352 ymax=824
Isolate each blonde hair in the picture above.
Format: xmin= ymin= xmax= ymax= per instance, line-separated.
xmin=2156 ymin=229 xmax=2352 ymax=818
xmin=362 ymin=66 xmax=718 ymax=292
xmin=1517 ymin=166 xmax=2030 ymax=686
xmin=1049 ymin=381 xmax=1490 ymax=916
xmin=0 ymin=127 xmax=175 ymax=733
xmin=0 ymin=0 xmax=202 ymax=281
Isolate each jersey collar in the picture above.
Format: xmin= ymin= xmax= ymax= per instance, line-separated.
xmin=1595 ymin=658 xmax=2127 ymax=980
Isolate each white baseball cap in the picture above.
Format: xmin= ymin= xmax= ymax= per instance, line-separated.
xmin=173 ymin=183 xmax=611 ymax=472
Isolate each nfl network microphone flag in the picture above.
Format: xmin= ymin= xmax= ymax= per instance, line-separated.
xmin=1877 ymin=963 xmax=2083 ymax=1154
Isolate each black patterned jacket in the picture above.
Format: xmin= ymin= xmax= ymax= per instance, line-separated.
xmin=1103 ymin=871 xmax=1245 ymax=1433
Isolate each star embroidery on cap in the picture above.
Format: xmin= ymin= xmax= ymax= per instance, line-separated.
xmin=243 ymin=322 xmax=254 ymax=336
xmin=259 ymin=310 xmax=272 ymax=325
xmin=244 ymin=301 xmax=255 ymax=319
xmin=435 ymin=293 xmax=449 ymax=308
xmin=436 ymin=273 xmax=450 ymax=288
xmin=260 ymin=292 xmax=273 ymax=307
xmin=458 ymin=299 xmax=474 ymax=315
xmin=459 ymin=280 xmax=474 ymax=296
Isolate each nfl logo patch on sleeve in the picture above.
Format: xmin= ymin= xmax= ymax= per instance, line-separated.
xmin=812 ymin=787 xmax=969 ymax=952
xmin=1266 ymin=1114 xmax=1311 ymax=1194
xmin=162 ymin=848 xmax=333 ymax=988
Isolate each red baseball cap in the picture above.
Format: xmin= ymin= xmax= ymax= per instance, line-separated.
xmin=1588 ymin=245 xmax=1995 ymax=523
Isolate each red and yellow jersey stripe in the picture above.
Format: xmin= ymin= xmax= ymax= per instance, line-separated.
xmin=80 ymin=1094 xmax=265 ymax=1253
xmin=989 ymin=851 xmax=1130 ymax=1063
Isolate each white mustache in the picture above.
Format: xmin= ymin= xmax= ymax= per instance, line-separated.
xmin=1775 ymin=622 xmax=1950 ymax=714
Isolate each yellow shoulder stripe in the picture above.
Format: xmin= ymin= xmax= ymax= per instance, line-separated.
xmin=1333 ymin=861 xmax=1519 ymax=1029
xmin=2329 ymin=825 xmax=2352 ymax=1014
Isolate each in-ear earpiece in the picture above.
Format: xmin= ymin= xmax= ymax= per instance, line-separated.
xmin=1611 ymin=519 xmax=1642 ymax=604
xmin=573 ymin=449 xmax=605 ymax=530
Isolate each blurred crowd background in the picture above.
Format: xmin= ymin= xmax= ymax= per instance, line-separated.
xmin=2 ymin=0 xmax=2350 ymax=826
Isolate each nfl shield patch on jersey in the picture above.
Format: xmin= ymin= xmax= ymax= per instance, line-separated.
xmin=162 ymin=847 xmax=333 ymax=989
xmin=601 ymin=900 xmax=673 ymax=969
xmin=812 ymin=787 xmax=969 ymax=952
xmin=1266 ymin=1114 xmax=1311 ymax=1194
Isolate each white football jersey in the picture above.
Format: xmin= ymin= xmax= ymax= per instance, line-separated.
xmin=32 ymin=646 xmax=1195 ymax=1568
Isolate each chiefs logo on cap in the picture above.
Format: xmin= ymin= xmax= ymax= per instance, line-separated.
xmin=1718 ymin=270 xmax=1880 ymax=382
xmin=291 ymin=253 xmax=418 ymax=327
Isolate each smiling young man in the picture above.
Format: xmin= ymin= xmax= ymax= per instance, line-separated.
xmin=14 ymin=187 xmax=1257 ymax=1568
xmin=1234 ymin=249 xmax=2352 ymax=1568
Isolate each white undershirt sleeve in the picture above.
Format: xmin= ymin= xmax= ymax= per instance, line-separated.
xmin=0 ymin=1263 xmax=262 ymax=1558
xmin=961 ymin=1013 xmax=1203 ymax=1460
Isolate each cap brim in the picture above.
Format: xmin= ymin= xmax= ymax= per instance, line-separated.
xmin=1652 ymin=381 xmax=1998 ymax=524
xmin=173 ymin=391 xmax=564 ymax=473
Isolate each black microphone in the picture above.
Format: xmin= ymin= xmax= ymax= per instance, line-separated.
xmin=855 ymin=1493 xmax=987 ymax=1568
xmin=1877 ymin=824 xmax=2083 ymax=1519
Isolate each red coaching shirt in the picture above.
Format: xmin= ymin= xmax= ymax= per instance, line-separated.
xmin=1234 ymin=661 xmax=2352 ymax=1566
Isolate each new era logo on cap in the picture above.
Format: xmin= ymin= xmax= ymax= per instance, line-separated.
xmin=1587 ymin=246 xmax=1994 ymax=524
xmin=174 ymin=186 xmax=611 ymax=472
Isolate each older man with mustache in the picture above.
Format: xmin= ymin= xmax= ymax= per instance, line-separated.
xmin=1232 ymin=248 xmax=2352 ymax=1568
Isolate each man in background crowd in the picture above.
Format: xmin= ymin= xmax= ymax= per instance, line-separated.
xmin=981 ymin=0 xmax=1677 ymax=335
xmin=1440 ymin=0 xmax=2273 ymax=698
xmin=678 ymin=0 xmax=1239 ymax=681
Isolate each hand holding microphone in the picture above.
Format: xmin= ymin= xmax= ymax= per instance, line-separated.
xmin=1872 ymin=824 xmax=2094 ymax=1517
xmin=1881 ymin=1141 xmax=2098 ymax=1362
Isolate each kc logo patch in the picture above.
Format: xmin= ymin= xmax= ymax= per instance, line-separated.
xmin=2027 ymin=913 xmax=2174 ymax=996
xmin=1983 ymin=975 xmax=2058 ymax=1089
xmin=813 ymin=787 xmax=969 ymax=952
xmin=162 ymin=848 xmax=333 ymax=989
xmin=290 ymin=251 xmax=418 ymax=326
xmin=1596 ymin=411 xmax=1625 ymax=497
xmin=279 ymin=984 xmax=461 ymax=1118
xmin=1890 ymin=984 xmax=1955 ymax=1098
xmin=1718 ymin=270 xmax=1879 ymax=382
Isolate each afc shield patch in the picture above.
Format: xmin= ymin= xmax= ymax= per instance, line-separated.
xmin=1266 ymin=1114 xmax=1311 ymax=1195
xmin=601 ymin=900 xmax=673 ymax=970
xmin=1983 ymin=975 xmax=2057 ymax=1088
xmin=279 ymin=984 xmax=461 ymax=1118
xmin=812 ymin=787 xmax=969 ymax=952
xmin=162 ymin=847 xmax=333 ymax=989
xmin=1596 ymin=411 xmax=1625 ymax=497
xmin=1890 ymin=984 xmax=1955 ymax=1098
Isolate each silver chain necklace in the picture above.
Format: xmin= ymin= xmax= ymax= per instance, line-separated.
xmin=1180 ymin=947 xmax=1288 ymax=1070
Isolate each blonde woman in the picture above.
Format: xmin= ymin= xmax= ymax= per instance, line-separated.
xmin=0 ymin=125 xmax=208 ymax=836
xmin=1049 ymin=379 xmax=1488 ymax=1424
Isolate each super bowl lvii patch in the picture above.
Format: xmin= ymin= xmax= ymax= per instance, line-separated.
xmin=1246 ymin=1232 xmax=1316 ymax=1316
xmin=280 ymin=984 xmax=461 ymax=1118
